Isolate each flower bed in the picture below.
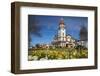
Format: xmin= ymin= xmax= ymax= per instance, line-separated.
xmin=28 ymin=48 xmax=88 ymax=61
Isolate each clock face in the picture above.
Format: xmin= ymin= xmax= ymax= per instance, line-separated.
xmin=60 ymin=24 xmax=65 ymax=28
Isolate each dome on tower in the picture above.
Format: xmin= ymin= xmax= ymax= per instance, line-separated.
xmin=59 ymin=18 xmax=65 ymax=29
xmin=59 ymin=18 xmax=64 ymax=25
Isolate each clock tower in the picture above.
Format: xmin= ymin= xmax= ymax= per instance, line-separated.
xmin=58 ymin=18 xmax=66 ymax=47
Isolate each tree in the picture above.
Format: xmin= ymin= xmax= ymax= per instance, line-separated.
xmin=36 ymin=44 xmax=41 ymax=48
xmin=79 ymin=26 xmax=87 ymax=41
xmin=28 ymin=16 xmax=42 ymax=47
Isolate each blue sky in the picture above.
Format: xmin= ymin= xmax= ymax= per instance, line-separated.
xmin=28 ymin=15 xmax=88 ymax=46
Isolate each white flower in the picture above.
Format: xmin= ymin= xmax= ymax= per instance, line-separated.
xmin=40 ymin=57 xmax=48 ymax=61
xmin=28 ymin=55 xmax=33 ymax=60
xmin=32 ymin=56 xmax=38 ymax=60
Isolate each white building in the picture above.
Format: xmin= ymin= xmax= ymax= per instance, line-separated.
xmin=52 ymin=18 xmax=76 ymax=48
